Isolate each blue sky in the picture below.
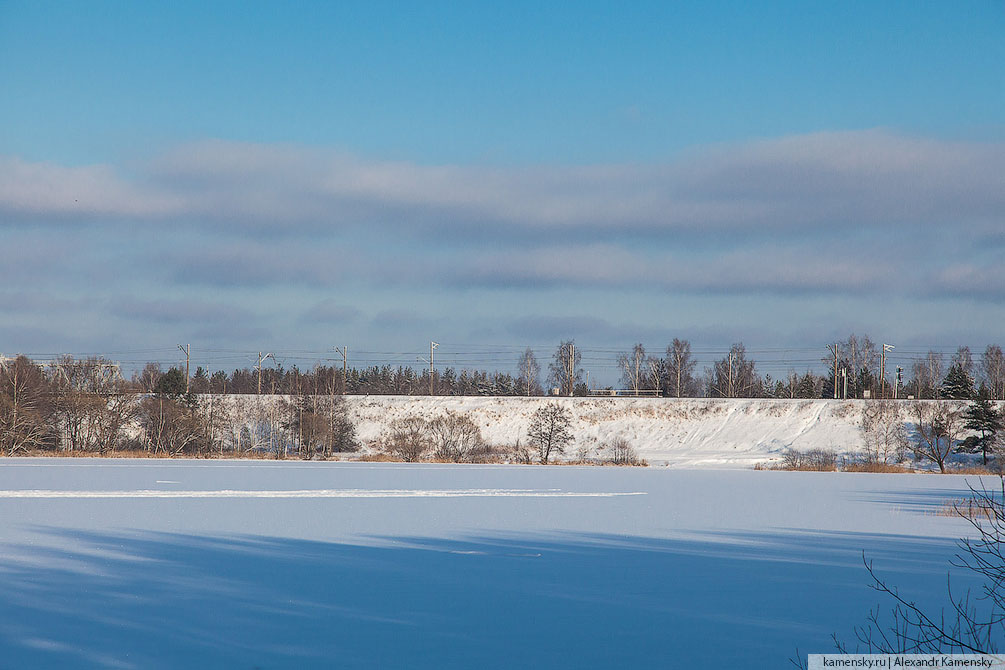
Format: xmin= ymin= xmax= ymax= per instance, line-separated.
xmin=1 ymin=1 xmax=1003 ymax=382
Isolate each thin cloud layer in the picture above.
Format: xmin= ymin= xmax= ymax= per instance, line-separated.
xmin=2 ymin=130 xmax=1002 ymax=233
xmin=3 ymin=129 xmax=1003 ymax=359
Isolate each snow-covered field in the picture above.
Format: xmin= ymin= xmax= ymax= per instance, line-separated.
xmin=0 ymin=458 xmax=989 ymax=668
xmin=346 ymin=396 xmax=868 ymax=467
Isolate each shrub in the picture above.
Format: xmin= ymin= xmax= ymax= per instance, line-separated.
xmin=382 ymin=417 xmax=432 ymax=462
xmin=429 ymin=411 xmax=485 ymax=462
xmin=607 ymin=437 xmax=643 ymax=466
xmin=778 ymin=448 xmax=838 ymax=471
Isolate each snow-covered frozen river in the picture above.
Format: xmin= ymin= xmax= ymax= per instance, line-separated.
xmin=0 ymin=458 xmax=989 ymax=668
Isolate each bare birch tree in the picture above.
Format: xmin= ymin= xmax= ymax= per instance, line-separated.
xmin=517 ymin=348 xmax=541 ymax=396
xmin=664 ymin=339 xmax=697 ymax=398
xmin=618 ymin=343 xmax=648 ymax=395
xmin=912 ymin=351 xmax=945 ymax=399
xmin=548 ymin=340 xmax=582 ymax=397
xmin=710 ymin=343 xmax=758 ymax=398
xmin=860 ymin=400 xmax=908 ymax=464
xmin=981 ymin=344 xmax=1005 ymax=401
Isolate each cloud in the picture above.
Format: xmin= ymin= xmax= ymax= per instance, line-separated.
xmin=109 ymin=297 xmax=255 ymax=324
xmin=370 ymin=309 xmax=434 ymax=331
xmin=0 ymin=157 xmax=182 ymax=219
xmin=441 ymin=243 xmax=894 ymax=296
xmin=2 ymin=130 xmax=1001 ymax=235
xmin=3 ymin=129 xmax=1003 ymax=330
xmin=300 ymin=299 xmax=362 ymax=324
xmin=169 ymin=245 xmax=354 ymax=288
xmin=930 ymin=264 xmax=1005 ymax=303
xmin=505 ymin=315 xmax=670 ymax=344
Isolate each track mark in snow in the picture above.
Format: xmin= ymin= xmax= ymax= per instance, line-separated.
xmin=0 ymin=489 xmax=646 ymax=499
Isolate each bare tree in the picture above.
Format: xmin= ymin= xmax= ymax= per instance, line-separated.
xmin=665 ymin=339 xmax=698 ymax=398
xmin=430 ymin=411 xmax=485 ymax=462
xmin=981 ymin=345 xmax=1005 ymax=401
xmin=710 ymin=343 xmax=758 ymax=398
xmin=384 ymin=417 xmax=431 ymax=462
xmin=548 ymin=340 xmax=582 ymax=397
xmin=860 ymin=400 xmax=908 ymax=464
xmin=133 ymin=362 xmax=162 ymax=393
xmin=50 ymin=356 xmax=131 ymax=453
xmin=517 ymin=348 xmax=541 ymax=396
xmin=952 ymin=346 xmax=974 ymax=378
xmin=196 ymin=392 xmax=232 ymax=457
xmin=912 ymin=351 xmax=945 ymax=399
xmin=911 ymin=401 xmax=963 ymax=473
xmin=0 ymin=356 xmax=52 ymax=455
xmin=608 ymin=437 xmax=641 ymax=465
xmin=618 ymin=343 xmax=649 ymax=395
xmin=646 ymin=355 xmax=666 ymax=396
xmin=138 ymin=395 xmax=202 ymax=455
xmin=846 ymin=334 xmax=879 ymax=383
xmin=527 ymin=402 xmax=574 ymax=464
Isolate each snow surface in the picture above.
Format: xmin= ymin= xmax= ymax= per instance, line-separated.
xmin=0 ymin=458 xmax=993 ymax=668
xmin=344 ymin=396 xmax=868 ymax=467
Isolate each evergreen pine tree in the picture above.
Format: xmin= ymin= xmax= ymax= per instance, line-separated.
xmin=942 ymin=363 xmax=976 ymax=399
xmin=797 ymin=372 xmax=818 ymax=399
xmin=962 ymin=390 xmax=1003 ymax=465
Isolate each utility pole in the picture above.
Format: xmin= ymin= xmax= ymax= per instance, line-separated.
xmin=567 ymin=342 xmax=575 ymax=396
xmin=881 ymin=344 xmax=895 ymax=399
xmin=257 ymin=352 xmax=274 ymax=395
xmin=178 ymin=344 xmax=190 ymax=394
xmin=429 ymin=341 xmax=438 ymax=396
xmin=828 ymin=343 xmax=840 ymax=399
xmin=334 ymin=346 xmax=348 ymax=394
xmin=727 ymin=350 xmax=734 ymax=398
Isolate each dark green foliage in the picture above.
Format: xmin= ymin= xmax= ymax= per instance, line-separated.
xmin=154 ymin=367 xmax=187 ymax=398
xmin=962 ymin=390 xmax=1003 ymax=464
xmin=942 ymin=363 xmax=976 ymax=400
xmin=796 ymin=372 xmax=819 ymax=399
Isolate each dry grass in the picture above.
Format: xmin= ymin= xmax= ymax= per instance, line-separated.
xmin=947 ymin=465 xmax=1001 ymax=475
xmin=17 ymin=449 xmax=305 ymax=460
xmin=842 ymin=463 xmax=915 ymax=473
xmin=934 ymin=497 xmax=997 ymax=521
xmin=21 ymin=449 xmax=176 ymax=459
xmin=356 ymin=453 xmax=400 ymax=462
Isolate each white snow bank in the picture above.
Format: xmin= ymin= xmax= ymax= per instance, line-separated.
xmin=341 ymin=396 xmax=869 ymax=468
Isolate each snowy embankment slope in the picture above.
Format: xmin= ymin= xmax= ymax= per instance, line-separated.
xmin=343 ymin=396 xmax=866 ymax=468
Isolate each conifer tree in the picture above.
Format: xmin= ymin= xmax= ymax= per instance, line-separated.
xmin=942 ymin=362 xmax=976 ymax=399
xmin=962 ymin=389 xmax=1003 ymax=465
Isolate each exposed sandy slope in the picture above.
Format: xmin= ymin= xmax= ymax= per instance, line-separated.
xmin=344 ymin=396 xmax=869 ymax=468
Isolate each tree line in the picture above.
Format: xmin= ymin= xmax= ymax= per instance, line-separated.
xmin=4 ymin=334 xmax=1004 ymax=406
xmin=0 ymin=354 xmax=358 ymax=458
xmin=0 ymin=351 xmax=645 ymax=465
xmin=2 ymin=343 xmax=1001 ymax=467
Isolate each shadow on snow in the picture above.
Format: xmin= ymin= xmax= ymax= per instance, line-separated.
xmin=0 ymin=527 xmax=976 ymax=669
